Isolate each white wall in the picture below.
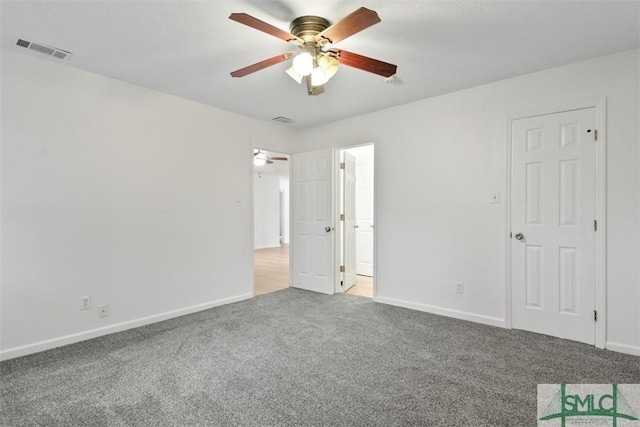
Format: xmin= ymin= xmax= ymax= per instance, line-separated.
xmin=253 ymin=172 xmax=281 ymax=249
xmin=297 ymin=49 xmax=640 ymax=355
xmin=2 ymin=47 xmax=638 ymax=359
xmin=0 ymin=50 xmax=295 ymax=359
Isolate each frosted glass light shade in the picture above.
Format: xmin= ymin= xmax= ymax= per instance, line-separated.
xmin=292 ymin=52 xmax=313 ymax=76
xmin=311 ymin=67 xmax=329 ymax=86
xmin=318 ymin=55 xmax=339 ymax=79
xmin=286 ymin=66 xmax=303 ymax=84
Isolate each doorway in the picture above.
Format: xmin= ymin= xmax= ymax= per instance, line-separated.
xmin=253 ymin=149 xmax=290 ymax=295
xmin=340 ymin=144 xmax=375 ymax=298
xmin=509 ymin=104 xmax=605 ymax=346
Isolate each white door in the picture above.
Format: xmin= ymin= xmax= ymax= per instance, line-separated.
xmin=292 ymin=149 xmax=335 ymax=294
xmin=355 ymin=147 xmax=374 ymax=276
xmin=511 ymin=107 xmax=597 ymax=344
xmin=342 ymin=152 xmax=357 ymax=291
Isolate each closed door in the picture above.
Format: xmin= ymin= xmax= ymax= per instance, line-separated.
xmin=292 ymin=149 xmax=335 ymax=294
xmin=511 ymin=107 xmax=596 ymax=344
xmin=342 ymin=151 xmax=357 ymax=290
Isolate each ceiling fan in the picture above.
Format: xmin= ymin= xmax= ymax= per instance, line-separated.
xmin=229 ymin=7 xmax=397 ymax=96
xmin=254 ymin=150 xmax=288 ymax=166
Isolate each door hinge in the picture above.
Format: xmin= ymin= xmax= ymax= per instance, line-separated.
xmin=594 ymin=310 xmax=598 ymax=322
xmin=594 ymin=219 xmax=598 ymax=232
xmin=340 ymin=213 xmax=345 ymax=221
xmin=339 ymin=265 xmax=345 ymax=273
xmin=340 ymin=162 xmax=345 ymax=169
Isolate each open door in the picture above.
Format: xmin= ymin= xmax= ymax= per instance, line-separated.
xmin=342 ymin=151 xmax=357 ymax=291
xmin=291 ymin=149 xmax=335 ymax=294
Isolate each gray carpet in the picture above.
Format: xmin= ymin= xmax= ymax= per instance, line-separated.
xmin=1 ymin=289 xmax=639 ymax=426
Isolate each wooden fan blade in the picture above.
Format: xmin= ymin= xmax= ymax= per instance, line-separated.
xmin=230 ymin=13 xmax=303 ymax=44
xmin=230 ymin=52 xmax=295 ymax=78
xmin=305 ymin=75 xmax=324 ymax=96
xmin=268 ymin=157 xmax=288 ymax=161
xmin=330 ymin=49 xmax=397 ymax=78
xmin=316 ymin=7 xmax=381 ymax=45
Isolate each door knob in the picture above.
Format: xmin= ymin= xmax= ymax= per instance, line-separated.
xmin=354 ymin=225 xmax=359 ymax=229
xmin=515 ymin=233 xmax=524 ymax=240
xmin=325 ymin=226 xmax=333 ymax=233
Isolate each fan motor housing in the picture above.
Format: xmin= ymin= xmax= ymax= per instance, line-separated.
xmin=290 ymin=16 xmax=331 ymax=43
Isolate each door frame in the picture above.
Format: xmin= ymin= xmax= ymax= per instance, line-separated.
xmin=336 ymin=143 xmax=377 ymax=298
xmin=505 ymin=97 xmax=607 ymax=349
xmin=250 ymin=145 xmax=293 ymax=297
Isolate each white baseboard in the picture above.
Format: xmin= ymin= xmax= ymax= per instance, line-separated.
xmin=606 ymin=341 xmax=640 ymax=356
xmin=374 ymin=296 xmax=507 ymax=328
xmin=0 ymin=293 xmax=253 ymax=361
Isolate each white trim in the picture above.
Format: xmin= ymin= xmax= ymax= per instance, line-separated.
xmin=375 ymin=296 xmax=507 ymax=329
xmin=371 ymin=141 xmax=377 ymax=300
xmin=504 ymin=115 xmax=513 ymax=329
xmin=0 ymin=293 xmax=253 ymax=361
xmin=335 ymin=142 xmax=377 ymax=296
xmin=593 ymin=99 xmax=607 ymax=349
xmin=334 ymin=147 xmax=341 ymax=294
xmin=605 ymin=341 xmax=640 ymax=357
xmin=250 ymin=142 xmax=257 ymax=298
xmin=505 ymin=97 xmax=607 ymax=348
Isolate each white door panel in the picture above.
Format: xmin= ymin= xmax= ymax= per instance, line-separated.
xmin=355 ymin=152 xmax=374 ymax=276
xmin=292 ymin=149 xmax=335 ymax=294
xmin=343 ymin=152 xmax=357 ymax=290
xmin=511 ymin=107 xmax=596 ymax=344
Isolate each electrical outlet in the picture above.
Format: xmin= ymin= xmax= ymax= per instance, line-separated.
xmin=98 ymin=304 xmax=108 ymax=318
xmin=456 ymin=282 xmax=464 ymax=294
xmin=80 ymin=296 xmax=91 ymax=310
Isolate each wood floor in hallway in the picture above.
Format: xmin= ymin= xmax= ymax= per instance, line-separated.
xmin=254 ymin=243 xmax=373 ymax=298
xmin=346 ymin=275 xmax=373 ymax=298
xmin=254 ymin=244 xmax=289 ymax=296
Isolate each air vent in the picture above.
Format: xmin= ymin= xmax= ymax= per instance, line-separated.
xmin=16 ymin=39 xmax=72 ymax=60
xmin=272 ymin=116 xmax=294 ymax=124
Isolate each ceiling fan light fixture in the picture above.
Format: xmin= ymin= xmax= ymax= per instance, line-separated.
xmin=311 ymin=54 xmax=339 ymax=87
xmin=311 ymin=66 xmax=329 ymax=86
xmin=254 ymin=151 xmax=268 ymax=166
xmin=285 ymin=66 xmax=304 ymax=84
xmin=318 ymin=55 xmax=339 ymax=79
xmin=229 ymin=8 xmax=396 ymax=96
xmin=292 ymin=52 xmax=313 ymax=76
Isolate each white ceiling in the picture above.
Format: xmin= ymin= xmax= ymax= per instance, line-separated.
xmin=2 ymin=1 xmax=638 ymax=129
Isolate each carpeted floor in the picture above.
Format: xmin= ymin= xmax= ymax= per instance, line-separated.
xmin=1 ymin=289 xmax=639 ymax=426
